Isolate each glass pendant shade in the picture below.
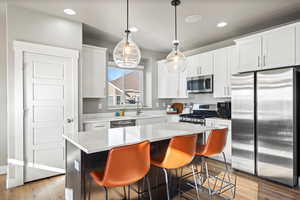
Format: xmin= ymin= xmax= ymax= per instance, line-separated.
xmin=166 ymin=0 xmax=186 ymax=73
xmin=113 ymin=33 xmax=141 ymax=68
xmin=166 ymin=46 xmax=186 ymax=73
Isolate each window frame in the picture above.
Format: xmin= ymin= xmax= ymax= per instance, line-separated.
xmin=107 ymin=61 xmax=144 ymax=108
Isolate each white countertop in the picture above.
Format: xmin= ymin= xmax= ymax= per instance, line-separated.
xmin=63 ymin=122 xmax=216 ymax=154
xmin=83 ymin=113 xmax=173 ymax=124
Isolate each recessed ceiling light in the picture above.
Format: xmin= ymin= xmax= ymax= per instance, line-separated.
xmin=217 ymin=22 xmax=228 ymax=28
xmin=64 ymin=9 xmax=76 ymax=15
xmin=129 ymin=27 xmax=139 ymax=32
xmin=185 ymin=15 xmax=202 ymax=23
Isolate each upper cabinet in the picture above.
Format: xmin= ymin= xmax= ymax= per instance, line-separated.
xmin=237 ymin=37 xmax=261 ymax=72
xmin=186 ymin=52 xmax=213 ymax=77
xmin=235 ymin=24 xmax=297 ymax=73
xmin=236 ymin=36 xmax=261 ymax=73
xmin=198 ymin=52 xmax=214 ymax=75
xmin=213 ymin=46 xmax=237 ymax=98
xmin=82 ymin=45 xmax=107 ymax=98
xmin=228 ymin=46 xmax=239 ymax=75
xmin=262 ymin=26 xmax=295 ymax=69
xmin=296 ymin=24 xmax=300 ymax=65
xmin=213 ymin=47 xmax=231 ymax=98
xmin=157 ymin=60 xmax=188 ymax=99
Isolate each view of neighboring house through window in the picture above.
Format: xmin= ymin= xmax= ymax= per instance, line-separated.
xmin=108 ymin=64 xmax=144 ymax=107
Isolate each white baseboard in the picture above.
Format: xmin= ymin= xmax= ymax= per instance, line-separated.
xmin=0 ymin=165 xmax=7 ymax=175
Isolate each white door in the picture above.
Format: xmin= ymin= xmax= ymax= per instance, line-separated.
xmin=237 ymin=36 xmax=262 ymax=72
xmin=262 ymin=26 xmax=296 ymax=69
xmin=213 ymin=48 xmax=228 ymax=98
xmin=23 ymin=52 xmax=77 ymax=182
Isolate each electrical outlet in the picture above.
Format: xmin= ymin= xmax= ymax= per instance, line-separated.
xmin=98 ymin=103 xmax=102 ymax=109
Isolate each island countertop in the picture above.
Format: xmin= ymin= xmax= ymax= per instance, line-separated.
xmin=63 ymin=122 xmax=217 ymax=154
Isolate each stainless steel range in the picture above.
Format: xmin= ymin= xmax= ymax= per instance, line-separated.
xmin=180 ymin=104 xmax=218 ymax=125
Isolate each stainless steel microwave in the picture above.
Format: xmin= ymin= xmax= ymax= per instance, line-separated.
xmin=187 ymin=75 xmax=213 ymax=93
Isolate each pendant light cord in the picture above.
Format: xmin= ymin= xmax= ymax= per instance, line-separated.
xmin=126 ymin=0 xmax=129 ymax=42
xmin=175 ymin=3 xmax=177 ymax=41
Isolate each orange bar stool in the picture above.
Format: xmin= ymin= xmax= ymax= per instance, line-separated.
xmin=88 ymin=141 xmax=152 ymax=200
xmin=196 ymin=128 xmax=236 ymax=198
xmin=151 ymin=134 xmax=198 ymax=200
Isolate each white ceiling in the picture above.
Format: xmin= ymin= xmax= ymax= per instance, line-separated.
xmin=8 ymin=0 xmax=300 ymax=52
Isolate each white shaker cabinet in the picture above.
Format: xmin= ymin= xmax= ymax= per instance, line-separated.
xmin=157 ymin=60 xmax=168 ymax=98
xmin=236 ymin=23 xmax=297 ymax=72
xmin=296 ymin=24 xmax=300 ymax=65
xmin=262 ymin=26 xmax=295 ymax=69
xmin=236 ymin=36 xmax=262 ymax=73
xmin=198 ymin=52 xmax=214 ymax=75
xmin=186 ymin=52 xmax=213 ymax=77
xmin=82 ymin=45 xmax=107 ymax=98
xmin=186 ymin=54 xmax=198 ymax=77
xmin=83 ymin=122 xmax=110 ymax=131
xmin=157 ymin=60 xmax=188 ymax=99
xmin=213 ymin=47 xmax=230 ymax=98
xmin=228 ymin=46 xmax=239 ymax=75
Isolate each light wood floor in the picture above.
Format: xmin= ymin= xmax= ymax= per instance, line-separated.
xmin=1 ymin=159 xmax=300 ymax=200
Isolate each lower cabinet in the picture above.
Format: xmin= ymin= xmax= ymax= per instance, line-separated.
xmin=205 ymin=118 xmax=232 ymax=163
xmin=83 ymin=122 xmax=110 ymax=131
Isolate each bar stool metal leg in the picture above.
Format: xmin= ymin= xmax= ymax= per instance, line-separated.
xmin=104 ymin=187 xmax=109 ymax=200
xmin=128 ymin=185 xmax=131 ymax=200
xmin=88 ymin=177 xmax=92 ymax=200
xmin=123 ymin=186 xmax=127 ymax=200
xmin=162 ymin=168 xmax=170 ymax=200
xmin=146 ymin=176 xmax=153 ymax=200
xmin=192 ymin=164 xmax=200 ymax=200
xmin=204 ymin=160 xmax=212 ymax=196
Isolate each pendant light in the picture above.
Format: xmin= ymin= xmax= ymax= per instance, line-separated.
xmin=166 ymin=0 xmax=186 ymax=73
xmin=113 ymin=0 xmax=141 ymax=68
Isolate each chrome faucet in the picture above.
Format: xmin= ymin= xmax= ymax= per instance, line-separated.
xmin=136 ymin=100 xmax=143 ymax=115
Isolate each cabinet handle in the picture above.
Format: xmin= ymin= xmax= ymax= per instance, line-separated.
xmin=258 ymin=56 xmax=260 ymax=67
xmin=94 ymin=125 xmax=106 ymax=128
xmin=263 ymin=55 xmax=266 ymax=67
xmin=224 ymin=87 xmax=226 ymax=96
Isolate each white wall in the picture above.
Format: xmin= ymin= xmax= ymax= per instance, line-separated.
xmin=0 ymin=1 xmax=7 ymax=168
xmin=6 ymin=5 xmax=82 ymax=183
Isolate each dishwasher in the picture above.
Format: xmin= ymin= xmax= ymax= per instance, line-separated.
xmin=110 ymin=119 xmax=136 ymax=128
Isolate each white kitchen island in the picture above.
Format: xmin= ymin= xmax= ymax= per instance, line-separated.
xmin=63 ymin=122 xmax=218 ymax=200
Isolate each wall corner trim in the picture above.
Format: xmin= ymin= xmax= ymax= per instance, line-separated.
xmin=0 ymin=165 xmax=7 ymax=175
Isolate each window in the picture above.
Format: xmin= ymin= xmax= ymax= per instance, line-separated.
xmin=107 ymin=64 xmax=144 ymax=107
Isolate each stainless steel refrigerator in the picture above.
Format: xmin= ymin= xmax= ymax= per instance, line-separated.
xmin=231 ymin=68 xmax=299 ymax=187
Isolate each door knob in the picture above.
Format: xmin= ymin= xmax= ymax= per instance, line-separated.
xmin=67 ymin=118 xmax=74 ymax=123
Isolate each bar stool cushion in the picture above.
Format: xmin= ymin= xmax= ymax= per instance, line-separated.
xmin=196 ymin=128 xmax=228 ymax=157
xmin=89 ymin=141 xmax=150 ymax=187
xmin=151 ymin=134 xmax=198 ymax=169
